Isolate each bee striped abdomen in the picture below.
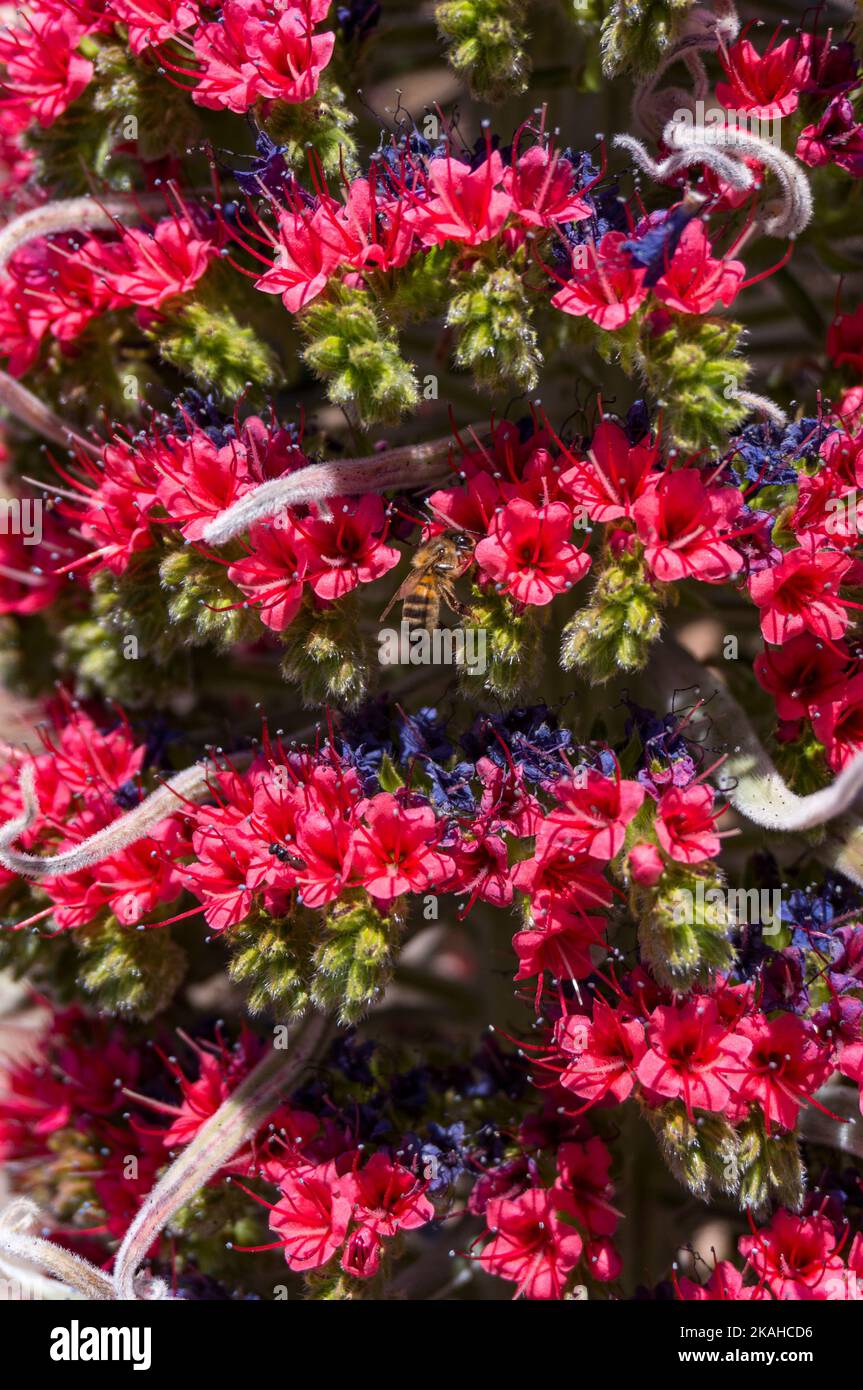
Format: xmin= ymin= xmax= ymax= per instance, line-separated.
xmin=403 ymin=575 xmax=440 ymax=629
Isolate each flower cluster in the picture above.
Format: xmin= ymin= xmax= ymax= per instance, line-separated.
xmin=0 ymin=0 xmax=337 ymax=132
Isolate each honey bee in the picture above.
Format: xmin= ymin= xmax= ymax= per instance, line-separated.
xmin=380 ymin=527 xmax=475 ymax=630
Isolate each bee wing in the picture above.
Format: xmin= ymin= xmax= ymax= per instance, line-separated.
xmin=378 ymin=557 xmax=438 ymax=622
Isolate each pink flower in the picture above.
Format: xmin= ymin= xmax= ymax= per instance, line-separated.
xmin=227 ymin=521 xmax=309 ymax=632
xmin=270 ymin=1161 xmax=352 ymax=1271
xmin=350 ymin=793 xmax=453 ymax=904
xmin=654 ymin=784 xmax=720 ymax=864
xmin=191 ymin=5 xmax=259 ymax=113
xmin=716 ymin=35 xmax=810 ymax=119
xmin=650 ymin=220 xmax=745 ymax=315
xmin=295 ymin=495 xmax=400 ymax=601
xmin=545 ymin=768 xmax=645 ymax=860
xmin=247 ymin=5 xmax=335 ymax=105
xmin=556 ymin=999 xmax=647 ymax=1106
xmin=0 ymin=13 xmax=94 ymax=127
xmin=551 ymin=231 xmax=648 ymax=330
xmin=637 ymin=999 xmax=752 ymax=1116
xmin=513 ymin=904 xmax=607 ymax=989
xmin=474 ymin=499 xmax=589 ymax=606
xmin=480 ymin=1187 xmax=583 ymax=1299
xmin=255 ymin=207 xmax=341 ymax=313
xmin=97 ymin=215 xmax=215 ymax=310
xmin=734 ymin=1014 xmax=833 ymax=1132
xmin=739 ymin=1210 xmax=845 ymax=1300
xmin=409 ymin=152 xmax=513 ymax=247
xmin=633 ymin=470 xmax=744 ymax=583
xmin=628 ymin=841 xmax=664 ymax=886
xmin=503 ymin=145 xmax=592 ymax=229
xmin=753 ymin=633 xmax=850 ymax=722
xmin=107 ymin=0 xmax=200 ymax=55
xmin=341 ymin=1152 xmax=434 ymax=1239
xmin=749 ymin=542 xmax=853 ymax=645
xmin=559 ymin=418 xmax=658 ymax=523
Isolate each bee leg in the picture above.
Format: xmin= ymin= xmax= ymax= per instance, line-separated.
xmin=441 ymin=585 xmax=472 ymax=620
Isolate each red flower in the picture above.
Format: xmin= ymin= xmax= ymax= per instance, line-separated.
xmin=270 ymin=1161 xmax=352 ymax=1272
xmin=637 ymin=999 xmax=752 ymax=1117
xmin=545 ymin=768 xmax=645 ymax=860
xmin=551 ymin=231 xmax=648 ymax=330
xmin=503 ymin=145 xmax=591 ymax=229
xmin=350 ymin=793 xmax=453 ymax=905
xmin=474 ymin=499 xmax=589 ymax=606
xmin=828 ymin=303 xmax=863 ymax=373
xmin=480 ymin=1187 xmax=583 ymax=1299
xmin=754 ymin=632 xmax=851 ymax=722
xmin=255 ymin=207 xmax=341 ymax=313
xmin=295 ymin=495 xmax=400 ymax=601
xmin=749 ymin=542 xmax=853 ymax=645
xmin=559 ymin=418 xmax=658 ymax=523
xmin=797 ymin=95 xmax=863 ymax=177
xmin=654 ymin=784 xmax=720 ymax=864
xmin=650 ymin=221 xmax=745 ymax=316
xmin=191 ymin=5 xmax=259 ymax=113
xmin=97 ymin=215 xmax=215 ymax=310
xmin=0 ymin=13 xmax=94 ymax=127
xmin=633 ymin=469 xmax=744 ymax=583
xmin=811 ymin=673 xmax=863 ymax=771
xmin=247 ymin=4 xmax=335 ymax=105
xmin=716 ymin=35 xmax=810 ymax=118
xmin=227 ymin=520 xmax=309 ymax=632
xmin=513 ymin=904 xmax=607 ymax=989
xmin=739 ymin=1210 xmax=846 ymax=1300
xmin=556 ymin=999 xmax=647 ymax=1106
xmin=734 ymin=1014 xmax=833 ymax=1132
xmin=107 ymin=0 xmax=200 ymax=55
xmin=555 ymin=1137 xmax=620 ymax=1237
xmin=409 ymin=151 xmax=513 ymax=247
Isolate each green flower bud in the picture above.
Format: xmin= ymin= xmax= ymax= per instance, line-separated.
xmin=737 ymin=1110 xmax=805 ymax=1213
xmin=74 ymin=916 xmax=187 ymax=1021
xmin=280 ymin=593 xmax=371 ymax=709
xmin=561 ymin=548 xmax=665 ymax=681
xmin=447 ymin=263 xmax=540 ymax=393
xmin=301 ymin=285 xmax=418 ymax=424
xmin=641 ymin=317 xmax=749 ymax=452
xmin=632 ymin=867 xmax=736 ymax=992
xmin=227 ymin=912 xmax=316 ymax=1019
xmin=153 ymin=299 xmax=277 ymax=400
xmin=311 ymin=893 xmax=404 ymax=1025
xmin=436 ymin=0 xmax=529 ymax=99
xmin=463 ymin=586 xmax=546 ymax=700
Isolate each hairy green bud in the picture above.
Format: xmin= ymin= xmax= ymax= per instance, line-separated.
xmin=301 ymin=286 xmax=418 ymax=423
xmin=447 ymin=263 xmax=540 ymax=393
xmin=74 ymin=916 xmax=186 ymax=1020
xmin=561 ymin=548 xmax=664 ymax=681
xmin=311 ymin=893 xmax=403 ymax=1025
xmin=280 ymin=593 xmax=371 ymax=709
xmin=436 ymin=0 xmax=529 ymax=100
xmin=646 ymin=1100 xmax=740 ymax=1200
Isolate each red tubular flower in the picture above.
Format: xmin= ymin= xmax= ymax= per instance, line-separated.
xmin=654 ymin=784 xmax=721 ymax=864
xmin=754 ymin=633 xmax=851 ymax=722
xmin=650 ymin=221 xmax=745 ymax=315
xmin=503 ymin=145 xmax=592 ymax=229
xmin=551 ymin=231 xmax=648 ymax=330
xmin=191 ymin=5 xmax=259 ymax=113
xmin=408 ymin=151 xmax=513 ymax=247
xmin=474 ymin=498 xmax=589 ymax=606
xmin=545 ymin=768 xmax=645 ymax=860
xmin=811 ymin=672 xmax=863 ymax=771
xmin=716 ymin=34 xmax=810 ymax=118
xmin=734 ymin=1014 xmax=833 ymax=1132
xmin=513 ymin=904 xmax=607 ymax=988
xmin=749 ymin=542 xmax=854 ymax=645
xmin=269 ymin=1161 xmax=352 ymax=1271
xmin=739 ymin=1210 xmax=846 ymax=1300
xmin=559 ymin=418 xmax=658 ymax=523
xmin=340 ymin=1152 xmax=434 ymax=1240
xmin=247 ymin=4 xmax=335 ymax=106
xmin=633 ymin=470 xmax=744 ymax=582
xmin=828 ymin=303 xmax=863 ymax=373
xmin=0 ymin=12 xmax=94 ymax=127
xmin=294 ymin=495 xmax=400 ymax=601
xmin=350 ymin=792 xmax=453 ymax=905
xmin=479 ymin=1187 xmax=583 ymax=1299
xmin=106 ymin=0 xmax=201 ymax=55
xmin=255 ymin=207 xmax=342 ymax=313
xmin=797 ymin=95 xmax=863 ymax=176
xmin=555 ymin=1137 xmax=620 ymax=1237
xmin=96 ymin=214 xmax=216 ymax=311
xmin=227 ymin=520 xmax=309 ymax=632
xmin=637 ymin=999 xmax=752 ymax=1117
xmin=556 ymin=998 xmax=647 ymax=1105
